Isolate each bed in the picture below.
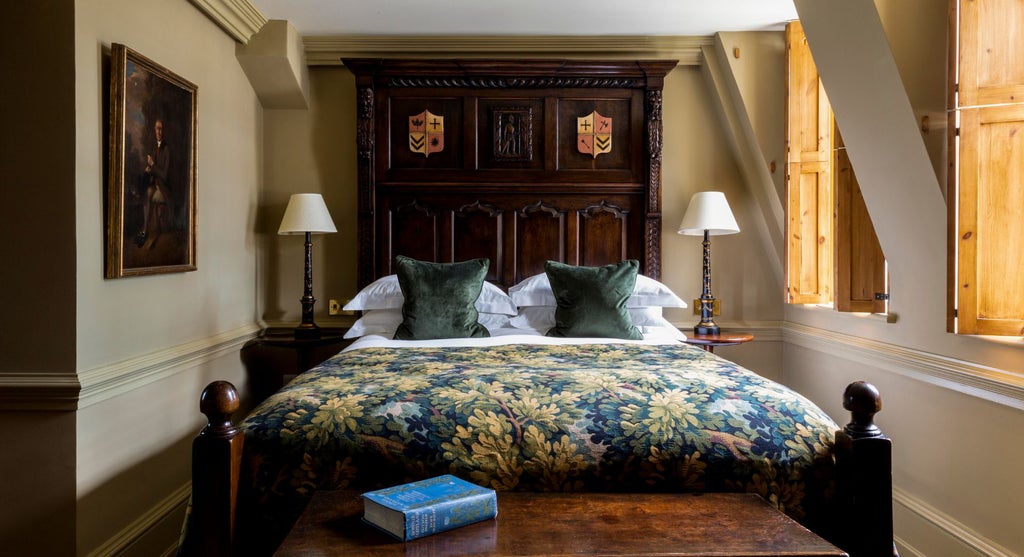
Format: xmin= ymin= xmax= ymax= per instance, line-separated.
xmin=180 ymin=59 xmax=895 ymax=557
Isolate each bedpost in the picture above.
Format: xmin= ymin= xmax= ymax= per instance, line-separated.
xmin=181 ymin=381 xmax=243 ymax=556
xmin=834 ymin=381 xmax=898 ymax=557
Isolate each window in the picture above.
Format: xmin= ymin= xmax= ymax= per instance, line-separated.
xmin=784 ymin=21 xmax=887 ymax=313
xmin=949 ymin=0 xmax=1024 ymax=336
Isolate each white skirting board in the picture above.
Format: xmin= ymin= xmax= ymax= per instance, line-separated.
xmin=85 ymin=482 xmax=190 ymax=557
xmin=894 ymin=486 xmax=1015 ymax=557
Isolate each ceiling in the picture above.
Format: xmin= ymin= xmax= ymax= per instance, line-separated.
xmin=249 ymin=0 xmax=798 ymax=37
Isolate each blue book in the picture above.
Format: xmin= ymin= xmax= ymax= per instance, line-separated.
xmin=362 ymin=475 xmax=498 ymax=541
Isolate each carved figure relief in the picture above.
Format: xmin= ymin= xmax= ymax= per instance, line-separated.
xmin=409 ymin=110 xmax=444 ymax=157
xmin=577 ymin=111 xmax=612 ymax=158
xmin=493 ymin=107 xmax=533 ymax=161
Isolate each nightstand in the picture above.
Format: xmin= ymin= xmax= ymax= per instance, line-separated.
xmin=684 ymin=332 xmax=754 ymax=354
xmin=241 ymin=327 xmax=351 ymax=404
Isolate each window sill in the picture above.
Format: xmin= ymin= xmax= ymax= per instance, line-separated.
xmin=796 ymin=304 xmax=897 ymax=324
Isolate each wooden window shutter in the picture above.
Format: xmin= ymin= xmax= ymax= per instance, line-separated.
xmin=785 ymin=21 xmax=833 ymax=304
xmin=834 ymin=130 xmax=886 ymax=313
xmin=956 ymin=104 xmax=1024 ymax=335
xmin=957 ymin=0 xmax=1024 ymax=108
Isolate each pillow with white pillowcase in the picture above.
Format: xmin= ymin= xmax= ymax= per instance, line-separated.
xmin=344 ymin=308 xmax=512 ymax=339
xmin=508 ymin=271 xmax=687 ymax=308
xmin=509 ymin=306 xmax=685 ymax=340
xmin=343 ymin=274 xmax=518 ymax=316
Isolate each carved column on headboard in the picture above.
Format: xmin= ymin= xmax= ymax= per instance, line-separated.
xmin=356 ymin=85 xmax=375 ymax=287
xmin=645 ymin=89 xmax=664 ymax=280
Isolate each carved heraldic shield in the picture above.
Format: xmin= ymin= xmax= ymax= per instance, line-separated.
xmin=409 ymin=110 xmax=445 ymax=157
xmin=577 ymin=111 xmax=612 ymax=158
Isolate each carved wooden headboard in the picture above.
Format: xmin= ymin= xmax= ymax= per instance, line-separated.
xmin=344 ymin=59 xmax=676 ymax=289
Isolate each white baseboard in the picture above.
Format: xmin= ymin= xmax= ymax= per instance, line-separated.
xmin=85 ymin=482 xmax=190 ymax=557
xmin=894 ymin=486 xmax=1015 ymax=557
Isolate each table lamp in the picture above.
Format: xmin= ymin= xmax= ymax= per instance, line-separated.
xmin=677 ymin=191 xmax=740 ymax=335
xmin=278 ymin=193 xmax=337 ymax=339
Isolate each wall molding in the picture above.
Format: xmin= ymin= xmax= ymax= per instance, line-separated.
xmin=304 ymin=35 xmax=709 ymax=66
xmin=0 ymin=373 xmax=81 ymax=411
xmin=784 ymin=322 xmax=1024 ymax=410
xmin=77 ymin=324 xmax=260 ymax=409
xmin=188 ymin=0 xmax=267 ymax=43
xmin=86 ymin=482 xmax=191 ymax=557
xmin=893 ymin=486 xmax=1016 ymax=557
xmin=1 ymin=325 xmax=258 ymax=411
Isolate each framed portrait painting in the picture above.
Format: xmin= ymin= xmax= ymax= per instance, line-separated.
xmin=106 ymin=43 xmax=197 ymax=278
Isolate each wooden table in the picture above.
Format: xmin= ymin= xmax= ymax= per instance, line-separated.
xmin=683 ymin=332 xmax=754 ymax=353
xmin=273 ymin=491 xmax=846 ymax=556
xmin=240 ymin=327 xmax=351 ymax=403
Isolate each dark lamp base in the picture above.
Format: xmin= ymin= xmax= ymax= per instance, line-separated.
xmin=294 ymin=324 xmax=322 ymax=340
xmin=693 ymin=324 xmax=721 ymax=336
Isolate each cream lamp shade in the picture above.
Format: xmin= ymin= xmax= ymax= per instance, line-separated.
xmin=278 ymin=193 xmax=337 ymax=235
xmin=677 ymin=191 xmax=739 ymax=236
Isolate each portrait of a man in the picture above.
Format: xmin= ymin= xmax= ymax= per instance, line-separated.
xmin=106 ymin=44 xmax=197 ymax=278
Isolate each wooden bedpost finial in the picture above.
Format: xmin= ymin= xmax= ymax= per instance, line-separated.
xmin=843 ymin=381 xmax=883 ymax=439
xmin=200 ymin=380 xmax=240 ymax=439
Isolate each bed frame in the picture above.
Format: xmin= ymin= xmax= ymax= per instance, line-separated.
xmin=181 ymin=59 xmax=895 ymax=556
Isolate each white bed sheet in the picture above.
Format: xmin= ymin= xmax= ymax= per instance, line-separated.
xmin=343 ymin=328 xmax=684 ymax=352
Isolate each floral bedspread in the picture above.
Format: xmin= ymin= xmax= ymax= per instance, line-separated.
xmin=236 ymin=342 xmax=838 ymax=553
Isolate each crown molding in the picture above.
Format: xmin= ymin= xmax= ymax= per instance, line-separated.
xmin=188 ymin=0 xmax=267 ymax=43
xmin=303 ymin=35 xmax=710 ymax=66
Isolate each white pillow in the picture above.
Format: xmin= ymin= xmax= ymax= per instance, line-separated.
xmin=510 ymin=306 xmax=672 ymax=330
xmin=508 ymin=271 xmax=687 ymax=308
xmin=639 ymin=325 xmax=687 ymax=342
xmin=344 ymin=309 xmax=513 ymax=339
xmin=343 ymin=274 xmax=518 ymax=316
xmin=344 ymin=308 xmax=403 ymax=339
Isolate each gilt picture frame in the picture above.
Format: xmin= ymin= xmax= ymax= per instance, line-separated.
xmin=106 ymin=43 xmax=197 ymax=278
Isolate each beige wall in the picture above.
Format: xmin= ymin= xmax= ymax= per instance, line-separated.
xmin=260 ymin=67 xmax=358 ymax=327
xmin=75 ymin=0 xmax=262 ymax=368
xmin=0 ymin=1 xmax=261 ymax=555
xmin=1 ymin=1 xmax=79 ymax=554
xmin=71 ymin=0 xmax=263 ymax=552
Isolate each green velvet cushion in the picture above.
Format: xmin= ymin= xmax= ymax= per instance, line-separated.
xmin=394 ymin=256 xmax=491 ymax=340
xmin=544 ymin=260 xmax=642 ymax=340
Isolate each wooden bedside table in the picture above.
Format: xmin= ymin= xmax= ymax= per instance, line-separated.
xmin=684 ymin=331 xmax=754 ymax=353
xmin=241 ymin=327 xmax=351 ymax=403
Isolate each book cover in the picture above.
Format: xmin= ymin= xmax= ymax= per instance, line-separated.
xmin=362 ymin=475 xmax=498 ymax=541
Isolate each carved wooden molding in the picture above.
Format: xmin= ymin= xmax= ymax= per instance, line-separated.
xmin=309 ymin=35 xmax=706 ymax=66
xmin=457 ymin=201 xmax=503 ymax=217
xmin=187 ymin=0 xmax=267 ymax=43
xmin=518 ymin=201 xmax=566 ymax=219
xmin=581 ymin=201 xmax=629 ymax=220
xmin=387 ymin=77 xmax=644 ymax=88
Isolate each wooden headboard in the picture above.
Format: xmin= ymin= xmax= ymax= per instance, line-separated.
xmin=344 ymin=59 xmax=676 ymax=289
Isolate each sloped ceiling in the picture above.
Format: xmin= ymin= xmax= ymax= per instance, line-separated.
xmin=249 ymin=0 xmax=798 ymax=36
